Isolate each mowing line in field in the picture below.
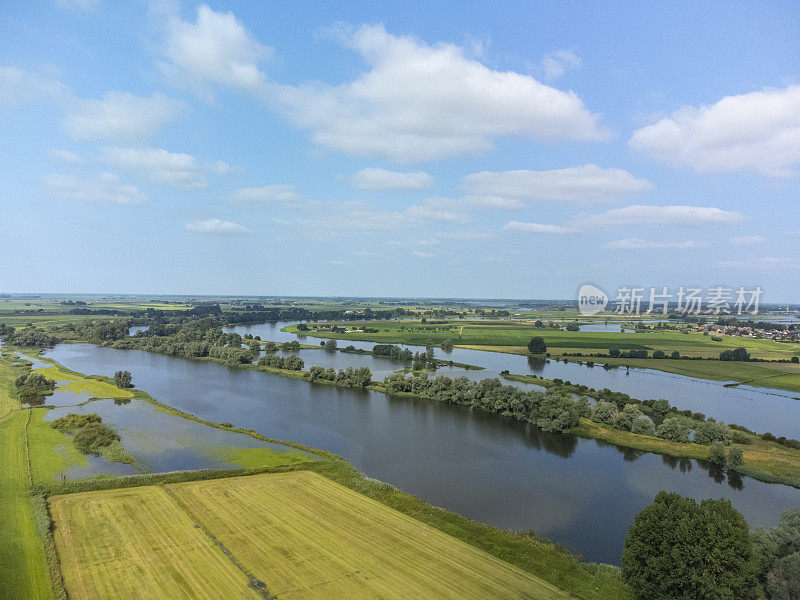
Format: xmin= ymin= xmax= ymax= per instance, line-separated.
xmin=161 ymin=485 xmax=276 ymax=600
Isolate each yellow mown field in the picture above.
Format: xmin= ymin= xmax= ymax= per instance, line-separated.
xmin=51 ymin=471 xmax=572 ymax=600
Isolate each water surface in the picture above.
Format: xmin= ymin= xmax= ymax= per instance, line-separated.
xmin=46 ymin=343 xmax=800 ymax=565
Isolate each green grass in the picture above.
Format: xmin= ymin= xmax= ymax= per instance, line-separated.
xmin=55 ymin=379 xmax=134 ymax=398
xmin=285 ymin=320 xmax=800 ymax=392
xmin=210 ymin=445 xmax=314 ymax=469
xmin=288 ymin=320 xmax=800 ymax=359
xmin=27 ymin=409 xmax=88 ymax=485
xmin=0 ymin=363 xmax=54 ymax=599
xmin=50 ymin=471 xmax=589 ymax=600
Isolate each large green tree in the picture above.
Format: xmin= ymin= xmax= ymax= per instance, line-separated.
xmin=622 ymin=491 xmax=756 ymax=600
xmin=527 ymin=336 xmax=546 ymax=354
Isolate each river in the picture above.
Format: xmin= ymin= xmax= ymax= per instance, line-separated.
xmin=45 ymin=341 xmax=800 ymax=565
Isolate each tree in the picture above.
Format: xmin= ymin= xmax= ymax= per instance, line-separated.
xmin=720 ymin=347 xmax=750 ymax=361
xmin=592 ymin=400 xmax=618 ymax=426
xmin=113 ymin=370 xmax=133 ymax=388
xmin=631 ymin=415 xmax=656 ymax=436
xmin=651 ymin=398 xmax=671 ymax=419
xmin=652 ymin=350 xmax=666 ymax=359
xmin=616 ymin=404 xmax=643 ymax=431
xmin=608 ymin=347 xmax=621 ymax=358
xmin=727 ymin=446 xmax=744 ymax=469
xmin=440 ymin=339 xmax=454 ymax=351
xmin=527 ymin=336 xmax=546 ymax=354
xmin=657 ymin=417 xmax=691 ymax=443
xmin=766 ymin=553 xmax=800 ymax=600
xmin=708 ymin=441 xmax=726 ymax=465
xmin=622 ymin=491 xmax=756 ymax=600
xmin=694 ymin=421 xmax=732 ymax=445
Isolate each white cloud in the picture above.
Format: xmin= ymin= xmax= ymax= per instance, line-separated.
xmin=64 ymin=91 xmax=183 ymax=141
xmin=44 ymin=172 xmax=145 ymax=205
xmin=101 ymin=147 xmax=208 ymax=188
xmin=577 ymin=205 xmax=741 ymax=229
xmin=504 ymin=205 xmax=742 ymax=234
xmin=541 ymin=49 xmax=581 ymax=80
xmin=160 ymin=4 xmax=272 ymax=97
xmin=406 ymin=199 xmax=468 ymax=223
xmin=350 ymin=168 xmax=434 ymax=190
xmin=50 ymin=149 xmax=84 ymax=165
xmin=730 ymin=235 xmax=766 ymax=246
xmin=504 ymin=221 xmax=569 ymax=234
xmin=461 ymin=165 xmax=653 ymax=204
xmin=0 ymin=67 xmax=70 ymax=105
xmin=718 ymin=257 xmax=799 ymax=271
xmin=185 ymin=217 xmax=248 ymax=234
xmin=606 ymin=238 xmax=708 ymax=250
xmin=231 ymin=184 xmax=315 ymax=209
xmin=630 ymin=85 xmax=800 ymax=177
xmin=273 ymin=25 xmax=608 ymax=162
xmin=412 ymin=251 xmax=435 ymax=258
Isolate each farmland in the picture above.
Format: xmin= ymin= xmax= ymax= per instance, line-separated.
xmin=286 ymin=320 xmax=800 ymax=392
xmin=51 ymin=471 xmax=575 ymax=600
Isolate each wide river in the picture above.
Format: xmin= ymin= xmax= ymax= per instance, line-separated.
xmin=47 ymin=327 xmax=800 ymax=565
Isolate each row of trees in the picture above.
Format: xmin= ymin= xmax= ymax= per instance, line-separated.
xmin=383 ymin=373 xmax=586 ymax=434
xmin=258 ymin=354 xmax=304 ymax=370
xmin=308 ymin=366 xmax=372 ymax=388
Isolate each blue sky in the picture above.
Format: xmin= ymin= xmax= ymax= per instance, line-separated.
xmin=1 ymin=0 xmax=799 ymax=300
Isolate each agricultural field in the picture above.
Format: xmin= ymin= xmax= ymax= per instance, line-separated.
xmin=287 ymin=320 xmax=800 ymax=392
xmin=51 ymin=471 xmax=573 ymax=600
xmin=289 ymin=320 xmax=800 ymax=360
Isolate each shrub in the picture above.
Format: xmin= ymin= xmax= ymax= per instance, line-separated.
xmin=708 ymin=441 xmax=726 ymax=465
xmin=592 ymin=400 xmax=618 ymax=426
xmin=694 ymin=421 xmax=732 ymax=445
xmin=657 ymin=417 xmax=691 ymax=443
xmin=766 ymin=552 xmax=800 ymax=600
xmin=631 ymin=415 xmax=656 ymax=436
xmin=73 ymin=422 xmax=120 ymax=455
xmin=616 ymin=404 xmax=643 ymax=431
xmin=51 ymin=413 xmax=102 ymax=433
xmin=727 ymin=446 xmax=745 ymax=469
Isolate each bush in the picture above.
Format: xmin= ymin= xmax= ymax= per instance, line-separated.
xmin=51 ymin=413 xmax=102 ymax=433
xmin=652 ymin=350 xmax=666 ymax=359
xmin=631 ymin=415 xmax=656 ymax=436
xmin=657 ymin=417 xmax=691 ymax=443
xmin=616 ymin=404 xmax=643 ymax=431
xmin=73 ymin=422 xmax=120 ymax=455
xmin=708 ymin=441 xmax=726 ymax=465
xmin=592 ymin=400 xmax=618 ymax=426
xmin=766 ymin=552 xmax=800 ymax=600
xmin=727 ymin=446 xmax=745 ymax=469
xmin=694 ymin=421 xmax=732 ymax=445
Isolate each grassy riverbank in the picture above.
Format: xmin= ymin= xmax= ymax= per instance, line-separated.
xmin=503 ymin=373 xmax=800 ymax=487
xmin=0 ymin=356 xmax=54 ymax=599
